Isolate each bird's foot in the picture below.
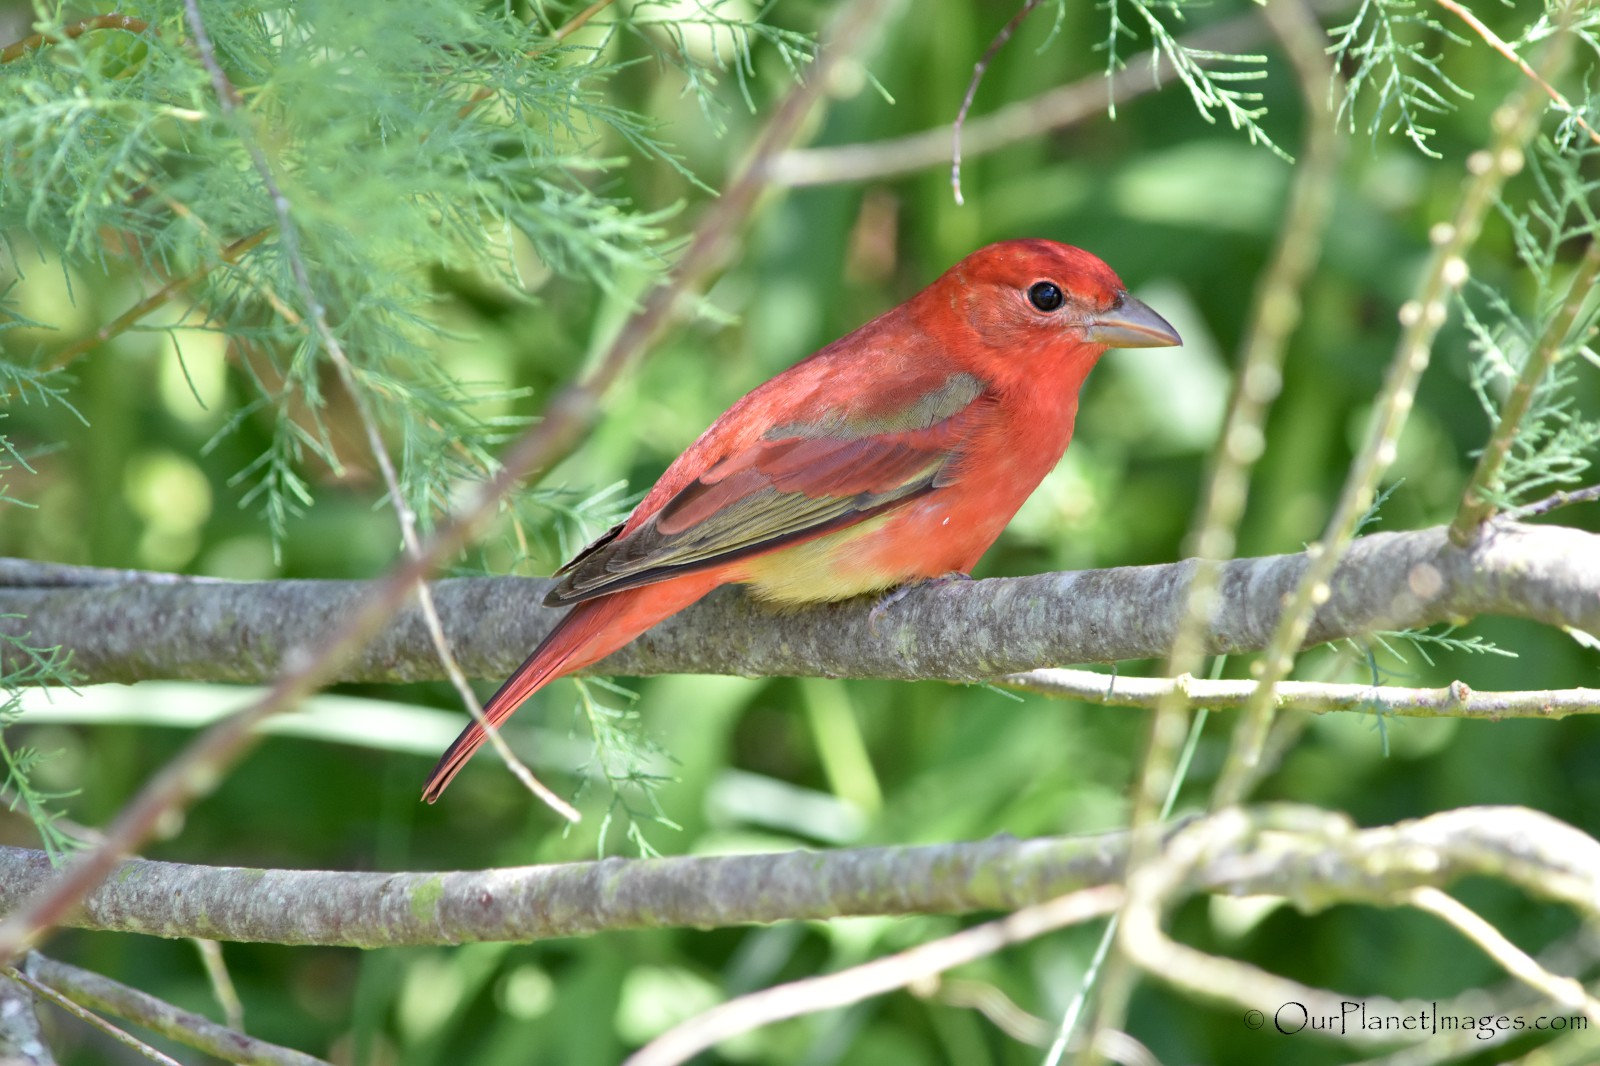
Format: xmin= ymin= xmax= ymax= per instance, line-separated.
xmin=867 ymin=571 xmax=972 ymax=633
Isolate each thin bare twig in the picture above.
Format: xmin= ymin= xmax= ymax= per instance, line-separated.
xmin=0 ymin=13 xmax=149 ymax=65
xmin=774 ymin=6 xmax=1287 ymax=187
xmin=25 ymin=953 xmax=329 ymax=1066
xmin=1407 ymin=888 xmax=1600 ymax=1023
xmin=1340 ymin=932 xmax=1600 ymax=1065
xmin=1434 ymin=0 xmax=1600 ymax=146
xmin=6 ymin=966 xmax=181 ymax=1066
xmin=1211 ymin=15 xmax=1580 ymax=808
xmin=1007 ymin=668 xmax=1600 ymax=719
xmin=952 ymin=0 xmax=1045 ymax=205
xmin=190 ymin=938 xmax=244 ymax=1034
xmin=1043 ymin=696 xmax=1209 ymax=1066
xmin=547 ymin=0 xmax=618 ymax=42
xmin=0 ymin=0 xmax=896 ymax=967
xmin=1449 ymin=237 xmax=1600 ymax=543
xmin=624 ymin=886 xmax=1124 ymax=1066
xmin=1521 ymin=484 xmax=1600 ymax=517
xmin=911 ymin=977 xmax=1052 ymax=1046
xmin=38 ymin=229 xmax=267 ymax=376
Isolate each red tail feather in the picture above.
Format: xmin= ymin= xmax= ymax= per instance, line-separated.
xmin=421 ymin=571 xmax=728 ymax=802
xmin=421 ymin=598 xmax=613 ymax=802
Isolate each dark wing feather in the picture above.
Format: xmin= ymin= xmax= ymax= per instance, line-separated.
xmin=544 ymin=389 xmax=991 ymax=607
xmin=552 ymin=522 xmax=623 ymax=578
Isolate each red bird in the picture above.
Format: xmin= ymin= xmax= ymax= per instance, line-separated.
xmin=423 ymin=239 xmax=1179 ymax=801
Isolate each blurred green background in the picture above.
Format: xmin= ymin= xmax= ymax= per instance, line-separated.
xmin=2 ymin=0 xmax=1598 ymax=1062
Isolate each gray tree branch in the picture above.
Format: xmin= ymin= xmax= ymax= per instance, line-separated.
xmin=0 ymin=805 xmax=1591 ymax=948
xmin=0 ymin=832 xmax=1142 ymax=947
xmin=0 ymin=973 xmax=51 ymax=1066
xmin=22 ymin=953 xmax=329 ymax=1066
xmin=1 ymin=521 xmax=1595 ymax=688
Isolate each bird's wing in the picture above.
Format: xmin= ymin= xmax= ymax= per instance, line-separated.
xmin=545 ymin=372 xmax=992 ymax=606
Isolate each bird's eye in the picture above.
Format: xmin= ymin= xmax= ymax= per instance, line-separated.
xmin=1028 ymin=281 xmax=1064 ymax=312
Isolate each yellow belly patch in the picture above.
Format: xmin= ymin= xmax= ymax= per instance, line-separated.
xmin=739 ymin=515 xmax=900 ymax=606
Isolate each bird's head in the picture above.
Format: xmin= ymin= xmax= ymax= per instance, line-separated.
xmin=927 ymin=239 xmax=1181 ymax=357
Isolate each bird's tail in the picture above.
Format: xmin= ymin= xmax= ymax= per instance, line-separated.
xmin=420 ymin=573 xmax=723 ymax=802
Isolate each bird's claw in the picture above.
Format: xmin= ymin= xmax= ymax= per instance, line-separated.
xmin=867 ymin=571 xmax=972 ymax=634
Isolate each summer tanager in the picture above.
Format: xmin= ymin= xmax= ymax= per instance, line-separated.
xmin=423 ymin=238 xmax=1180 ymax=801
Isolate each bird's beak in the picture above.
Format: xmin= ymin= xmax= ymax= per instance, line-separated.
xmin=1086 ymin=294 xmax=1182 ymax=349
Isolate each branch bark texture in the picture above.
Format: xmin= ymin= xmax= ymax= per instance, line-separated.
xmin=22 ymin=954 xmax=328 ymax=1066
xmin=0 ymin=973 xmax=51 ymax=1065
xmin=0 ymin=805 xmax=1592 ymax=947
xmin=0 ymin=833 xmax=1138 ymax=947
xmin=1 ymin=522 xmax=1595 ymax=687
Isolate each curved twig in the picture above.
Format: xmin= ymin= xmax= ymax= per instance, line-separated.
xmin=0 ymin=14 xmax=150 ymax=66
xmin=951 ymin=0 xmax=1045 ymax=205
